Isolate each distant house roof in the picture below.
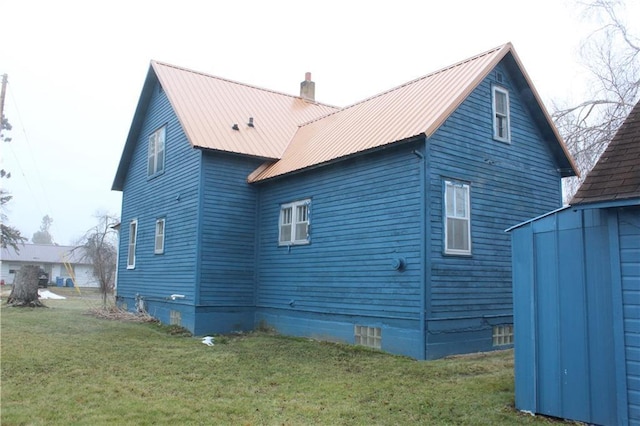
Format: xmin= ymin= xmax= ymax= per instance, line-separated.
xmin=249 ymin=43 xmax=578 ymax=182
xmin=113 ymin=43 xmax=577 ymax=190
xmin=571 ymin=100 xmax=640 ymax=205
xmin=0 ymin=244 xmax=90 ymax=265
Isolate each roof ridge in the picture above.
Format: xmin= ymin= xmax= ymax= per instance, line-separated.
xmin=151 ymin=60 xmax=339 ymax=110
xmin=16 ymin=243 xmax=77 ymax=248
xmin=297 ymin=43 xmax=511 ymax=128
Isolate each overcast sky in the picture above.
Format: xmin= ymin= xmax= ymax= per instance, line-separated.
xmin=1 ymin=0 xmax=636 ymax=246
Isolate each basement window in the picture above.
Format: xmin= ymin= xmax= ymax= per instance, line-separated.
xmin=355 ymin=325 xmax=382 ymax=350
xmin=169 ymin=310 xmax=181 ymax=326
xmin=493 ymin=325 xmax=514 ymax=346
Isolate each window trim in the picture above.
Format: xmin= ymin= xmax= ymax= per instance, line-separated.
xmin=154 ymin=218 xmax=165 ymax=254
xmin=127 ymin=219 xmax=138 ymax=269
xmin=147 ymin=125 xmax=166 ymax=177
xmin=492 ymin=86 xmax=511 ymax=143
xmin=278 ymin=199 xmax=311 ymax=246
xmin=444 ymin=180 xmax=471 ymax=256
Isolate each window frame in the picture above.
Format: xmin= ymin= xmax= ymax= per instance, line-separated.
xmin=127 ymin=219 xmax=138 ymax=269
xmin=492 ymin=86 xmax=511 ymax=143
xmin=444 ymin=180 xmax=471 ymax=256
xmin=278 ymin=199 xmax=311 ymax=246
xmin=154 ymin=218 xmax=165 ymax=254
xmin=147 ymin=125 xmax=166 ymax=177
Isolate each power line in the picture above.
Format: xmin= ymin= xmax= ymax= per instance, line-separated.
xmin=3 ymin=75 xmax=60 ymax=243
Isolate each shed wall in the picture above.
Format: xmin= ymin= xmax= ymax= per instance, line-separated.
xmin=511 ymin=206 xmax=637 ymax=425
xmin=619 ymin=206 xmax=640 ymax=424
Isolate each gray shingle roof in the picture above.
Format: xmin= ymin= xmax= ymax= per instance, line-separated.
xmin=0 ymin=244 xmax=90 ymax=265
xmin=571 ymin=101 xmax=640 ymax=205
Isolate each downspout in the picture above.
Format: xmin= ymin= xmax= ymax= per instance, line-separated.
xmin=414 ymin=136 xmax=429 ymax=360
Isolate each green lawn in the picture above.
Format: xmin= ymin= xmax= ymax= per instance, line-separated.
xmin=1 ymin=288 xmax=569 ymax=425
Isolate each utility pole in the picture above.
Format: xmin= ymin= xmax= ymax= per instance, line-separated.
xmin=0 ymin=74 xmax=7 ymax=124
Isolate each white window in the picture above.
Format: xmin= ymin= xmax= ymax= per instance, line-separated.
xmin=127 ymin=220 xmax=138 ymax=269
xmin=148 ymin=126 xmax=166 ymax=176
xmin=493 ymin=325 xmax=514 ymax=346
xmin=279 ymin=199 xmax=310 ymax=245
xmin=444 ymin=181 xmax=471 ymax=255
xmin=155 ymin=218 xmax=165 ymax=254
xmin=492 ymin=86 xmax=510 ymax=142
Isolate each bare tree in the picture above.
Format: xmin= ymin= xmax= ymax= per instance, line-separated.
xmin=553 ymin=0 xmax=639 ymax=201
xmin=75 ymin=213 xmax=119 ymax=306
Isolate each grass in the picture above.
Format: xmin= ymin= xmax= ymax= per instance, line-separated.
xmin=1 ymin=287 xmax=572 ymax=425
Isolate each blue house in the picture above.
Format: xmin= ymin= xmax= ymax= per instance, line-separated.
xmin=112 ymin=43 xmax=577 ymax=360
xmin=508 ymin=100 xmax=640 ymax=424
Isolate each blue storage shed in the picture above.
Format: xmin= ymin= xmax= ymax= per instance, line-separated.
xmin=508 ymin=100 xmax=640 ymax=425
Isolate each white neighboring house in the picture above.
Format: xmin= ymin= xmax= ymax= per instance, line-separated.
xmin=0 ymin=244 xmax=97 ymax=288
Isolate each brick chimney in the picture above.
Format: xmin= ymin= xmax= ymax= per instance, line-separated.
xmin=300 ymin=72 xmax=315 ymax=101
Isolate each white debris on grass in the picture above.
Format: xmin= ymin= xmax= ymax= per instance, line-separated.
xmin=201 ymin=336 xmax=214 ymax=346
xmin=38 ymin=289 xmax=66 ymax=300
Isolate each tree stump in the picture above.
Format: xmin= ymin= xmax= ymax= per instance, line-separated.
xmin=6 ymin=265 xmax=46 ymax=307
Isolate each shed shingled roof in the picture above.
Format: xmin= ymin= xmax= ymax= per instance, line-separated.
xmin=248 ymin=43 xmax=578 ymax=182
xmin=571 ymin=100 xmax=640 ymax=205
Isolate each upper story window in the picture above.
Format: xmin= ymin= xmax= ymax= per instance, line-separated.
xmin=148 ymin=126 xmax=166 ymax=177
xmin=279 ymin=199 xmax=310 ymax=246
xmin=492 ymin=86 xmax=510 ymax=143
xmin=154 ymin=218 xmax=165 ymax=254
xmin=444 ymin=180 xmax=471 ymax=255
xmin=127 ymin=219 xmax=138 ymax=269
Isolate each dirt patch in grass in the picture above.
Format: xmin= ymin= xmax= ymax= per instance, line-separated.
xmin=85 ymin=305 xmax=158 ymax=323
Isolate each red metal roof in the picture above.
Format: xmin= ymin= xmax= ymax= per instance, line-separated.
xmin=248 ymin=43 xmax=577 ymax=182
xmin=152 ymin=61 xmax=339 ymax=159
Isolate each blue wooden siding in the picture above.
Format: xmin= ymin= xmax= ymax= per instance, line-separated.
xmin=117 ymin=82 xmax=202 ymax=317
xmin=424 ymin=64 xmax=563 ymax=356
xmin=255 ymin=142 xmax=424 ymax=358
xmin=619 ymin=206 xmax=640 ymax=424
xmin=198 ymin=151 xmax=263 ymax=308
xmin=117 ymin=59 xmax=572 ymax=360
